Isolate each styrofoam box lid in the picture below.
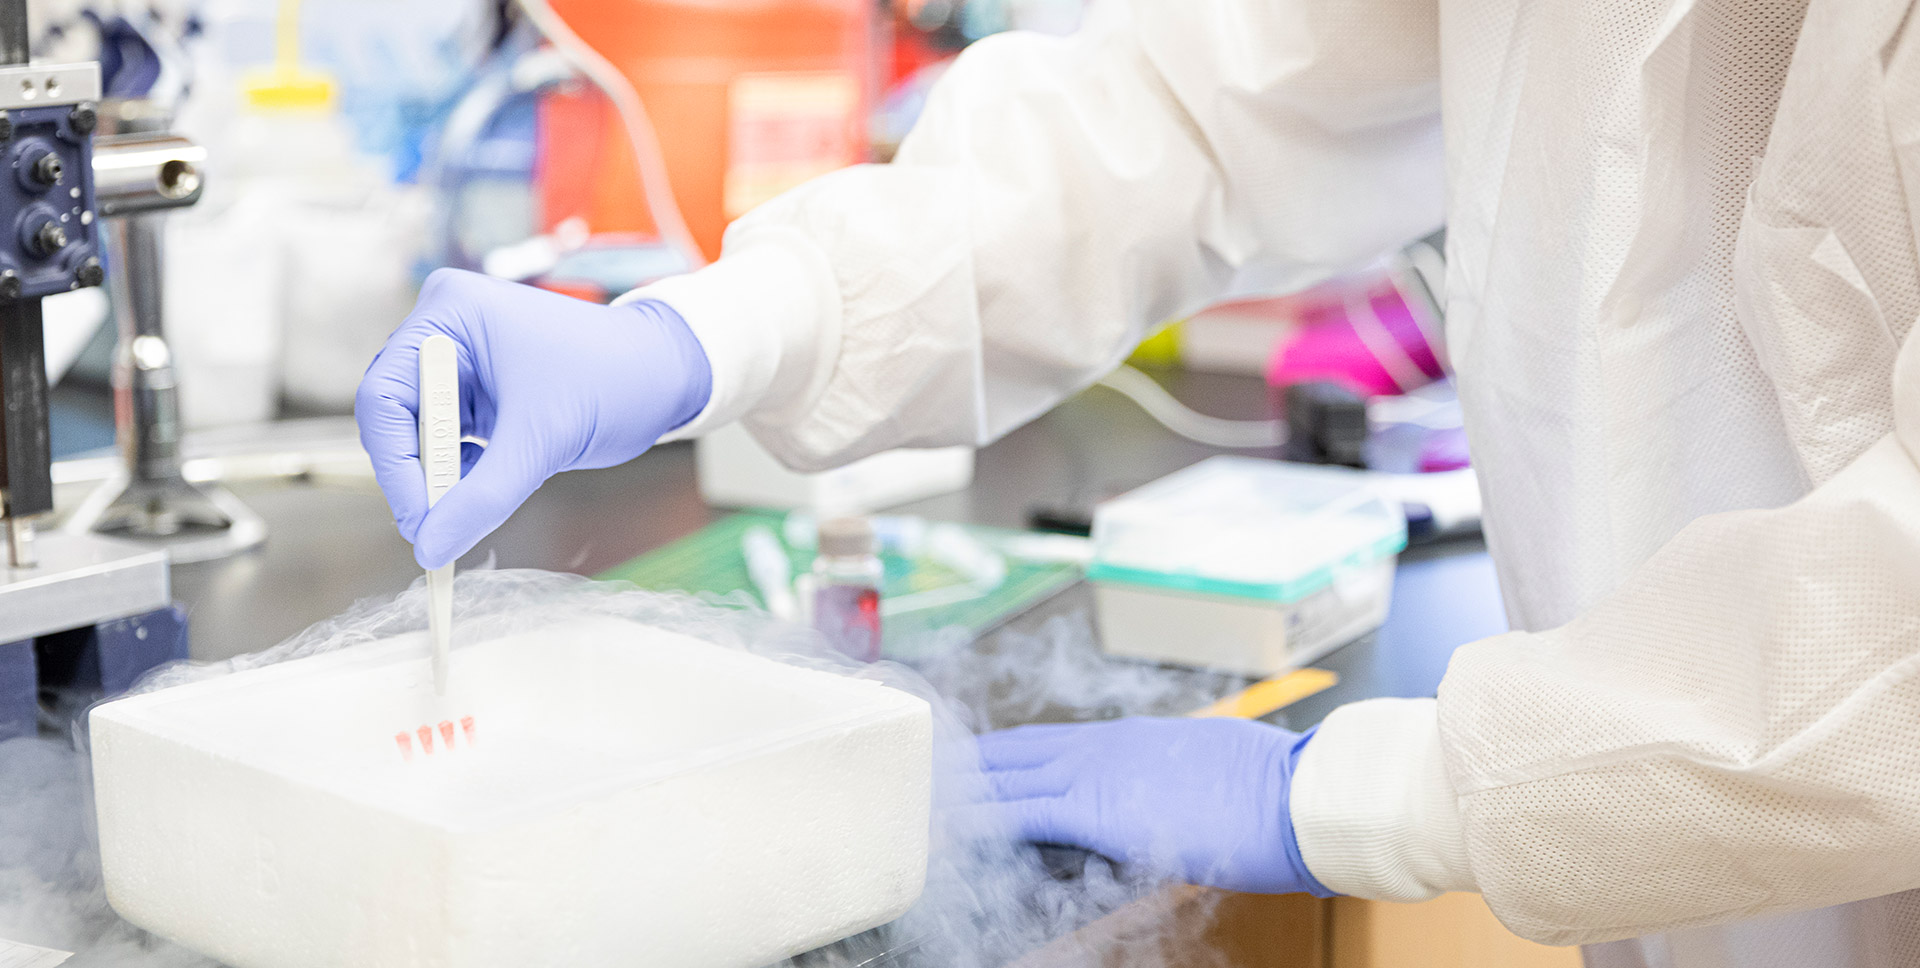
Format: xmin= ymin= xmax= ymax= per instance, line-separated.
xmin=1086 ymin=457 xmax=1407 ymax=603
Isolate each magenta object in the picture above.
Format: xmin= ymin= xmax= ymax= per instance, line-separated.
xmin=1266 ymin=282 xmax=1445 ymax=397
xmin=1419 ymin=425 xmax=1473 ymax=472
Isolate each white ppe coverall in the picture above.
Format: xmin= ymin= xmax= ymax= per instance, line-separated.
xmin=628 ymin=0 xmax=1920 ymax=962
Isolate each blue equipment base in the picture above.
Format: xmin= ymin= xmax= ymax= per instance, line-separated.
xmin=0 ymin=604 xmax=188 ymax=741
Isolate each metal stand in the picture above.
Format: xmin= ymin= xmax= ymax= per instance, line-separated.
xmin=62 ymin=105 xmax=264 ymax=563
xmin=0 ymin=297 xmax=50 ymax=567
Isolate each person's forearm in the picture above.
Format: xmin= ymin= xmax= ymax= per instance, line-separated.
xmin=618 ymin=0 xmax=1444 ymax=473
xmin=1435 ymin=429 xmax=1920 ymax=944
xmin=620 ymin=229 xmax=839 ymax=441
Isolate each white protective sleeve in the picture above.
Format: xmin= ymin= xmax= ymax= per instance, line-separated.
xmin=633 ymin=0 xmax=1447 ymax=470
xmin=1293 ymin=328 xmax=1920 ymax=944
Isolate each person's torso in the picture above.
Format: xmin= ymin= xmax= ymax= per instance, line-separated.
xmin=1437 ymin=0 xmax=1920 ymax=631
xmin=1430 ymin=1 xmax=1920 ymax=962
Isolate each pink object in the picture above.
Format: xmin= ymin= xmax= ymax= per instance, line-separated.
xmin=1266 ymin=281 xmax=1445 ymax=397
xmin=1419 ymin=426 xmax=1473 ymax=472
xmin=395 ymin=716 xmax=480 ymax=760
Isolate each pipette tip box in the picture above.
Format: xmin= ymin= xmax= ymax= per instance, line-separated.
xmin=89 ymin=616 xmax=932 ymax=968
xmin=1087 ymin=457 xmax=1407 ymax=676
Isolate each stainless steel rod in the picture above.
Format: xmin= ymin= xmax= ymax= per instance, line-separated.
xmin=92 ymin=134 xmax=205 ymax=217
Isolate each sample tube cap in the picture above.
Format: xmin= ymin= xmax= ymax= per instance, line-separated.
xmin=818 ymin=516 xmax=876 ymax=557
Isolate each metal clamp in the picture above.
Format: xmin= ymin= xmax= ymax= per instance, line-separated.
xmin=0 ymin=63 xmax=100 ymax=111
xmin=92 ymin=133 xmax=204 ymax=217
xmin=61 ymin=107 xmax=265 ymax=563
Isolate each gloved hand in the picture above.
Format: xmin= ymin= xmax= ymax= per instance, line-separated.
xmin=977 ymin=716 xmax=1332 ymax=895
xmin=356 ymin=268 xmax=712 ymax=569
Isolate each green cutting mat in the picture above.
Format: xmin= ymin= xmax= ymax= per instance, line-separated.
xmin=596 ymin=510 xmax=1081 ymax=658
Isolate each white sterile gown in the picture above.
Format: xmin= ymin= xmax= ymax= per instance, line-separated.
xmin=626 ymin=0 xmax=1920 ymax=963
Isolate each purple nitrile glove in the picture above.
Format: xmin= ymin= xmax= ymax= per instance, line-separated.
xmin=355 ymin=268 xmax=712 ymax=570
xmin=977 ymin=716 xmax=1332 ymax=895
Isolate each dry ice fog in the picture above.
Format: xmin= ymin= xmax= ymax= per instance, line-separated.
xmin=2 ymin=570 xmax=1257 ymax=968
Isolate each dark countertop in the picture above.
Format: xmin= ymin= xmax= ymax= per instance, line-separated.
xmin=106 ymin=367 xmax=1509 ymax=727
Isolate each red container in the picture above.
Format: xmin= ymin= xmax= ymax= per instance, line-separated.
xmin=541 ymin=0 xmax=878 ymax=260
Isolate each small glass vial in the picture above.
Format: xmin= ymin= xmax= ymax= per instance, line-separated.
xmin=812 ymin=516 xmax=883 ymax=662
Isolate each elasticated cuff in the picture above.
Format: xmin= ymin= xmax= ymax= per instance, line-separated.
xmin=1289 ymin=697 xmax=1477 ymax=901
xmin=615 ymin=227 xmax=842 ymax=442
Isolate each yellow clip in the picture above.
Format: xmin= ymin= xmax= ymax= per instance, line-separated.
xmin=1189 ymin=667 xmax=1339 ymax=720
xmin=241 ymin=68 xmax=335 ymax=111
xmin=241 ymin=0 xmax=335 ymax=112
xmin=1126 ymin=320 xmax=1185 ymax=367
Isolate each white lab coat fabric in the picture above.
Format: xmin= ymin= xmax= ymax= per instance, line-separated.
xmin=631 ymin=0 xmax=1920 ymax=961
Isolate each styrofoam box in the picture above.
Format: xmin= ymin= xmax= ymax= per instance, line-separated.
xmin=90 ymin=616 xmax=933 ymax=968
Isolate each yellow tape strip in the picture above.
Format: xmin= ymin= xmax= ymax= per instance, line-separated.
xmin=1189 ymin=667 xmax=1339 ymax=720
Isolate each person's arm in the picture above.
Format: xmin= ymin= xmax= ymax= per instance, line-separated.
xmin=358 ymin=0 xmax=1441 ymax=567
xmin=634 ymin=0 xmax=1445 ymax=470
xmin=1291 ymin=313 xmax=1920 ymax=946
xmin=1289 ymin=3 xmax=1920 ymax=942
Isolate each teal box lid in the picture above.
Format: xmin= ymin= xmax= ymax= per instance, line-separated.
xmin=1086 ymin=457 xmax=1408 ymax=605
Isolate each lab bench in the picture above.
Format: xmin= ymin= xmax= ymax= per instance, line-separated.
xmin=52 ymin=369 xmax=1567 ymax=968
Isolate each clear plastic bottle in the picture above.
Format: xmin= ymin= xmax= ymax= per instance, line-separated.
xmin=812 ymin=516 xmax=883 ymax=662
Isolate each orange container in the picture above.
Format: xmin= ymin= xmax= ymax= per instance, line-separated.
xmin=542 ymin=0 xmax=877 ymax=260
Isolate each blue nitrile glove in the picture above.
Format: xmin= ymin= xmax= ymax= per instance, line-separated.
xmin=977 ymin=716 xmax=1332 ymax=895
xmin=356 ymin=268 xmax=712 ymax=569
